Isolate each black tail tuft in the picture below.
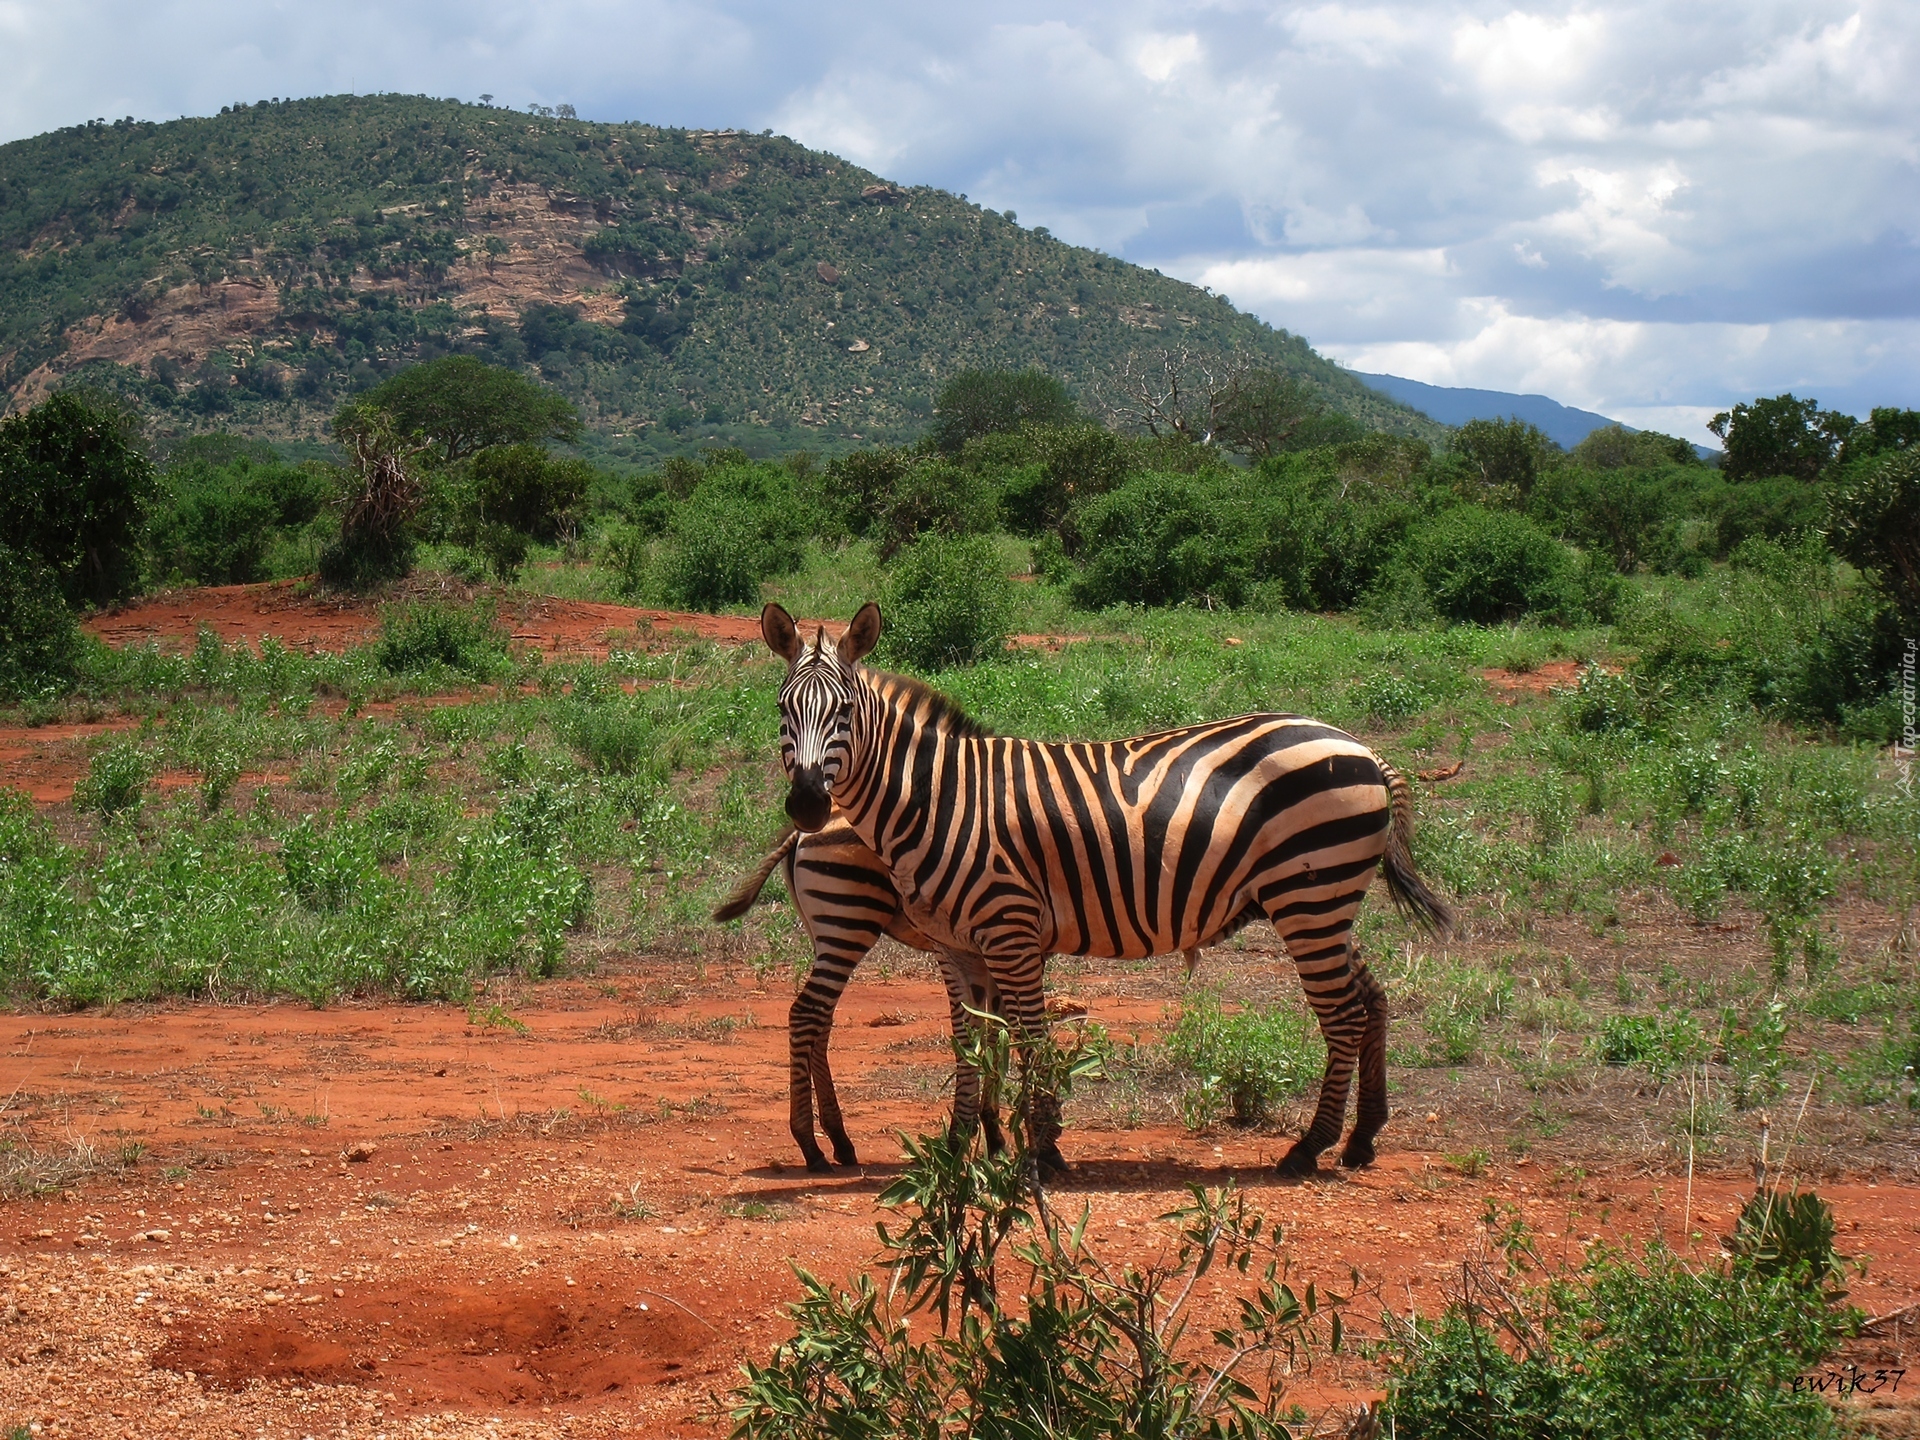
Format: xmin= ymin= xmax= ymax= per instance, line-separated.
xmin=711 ymin=825 xmax=800 ymax=923
xmin=1378 ymin=759 xmax=1454 ymax=938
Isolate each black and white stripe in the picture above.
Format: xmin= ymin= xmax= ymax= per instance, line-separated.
xmin=713 ymin=820 xmax=1007 ymax=1172
xmin=762 ymin=601 xmax=1451 ymax=1177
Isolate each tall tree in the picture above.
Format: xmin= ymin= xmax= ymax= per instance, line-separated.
xmin=362 ymin=356 xmax=580 ymax=466
xmin=929 ymin=369 xmax=1077 ymax=453
xmin=0 ymin=389 xmax=155 ymax=606
xmin=1708 ymin=394 xmax=1854 ymax=483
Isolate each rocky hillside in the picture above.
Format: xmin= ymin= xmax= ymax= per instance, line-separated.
xmin=0 ymin=94 xmax=1441 ymax=459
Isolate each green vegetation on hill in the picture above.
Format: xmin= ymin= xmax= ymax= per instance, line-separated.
xmin=0 ymin=94 xmax=1439 ymax=456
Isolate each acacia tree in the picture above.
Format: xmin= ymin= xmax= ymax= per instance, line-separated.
xmin=1213 ymin=369 xmax=1326 ymax=458
xmin=362 ymin=355 xmax=580 ymax=466
xmin=1708 ymin=394 xmax=1854 ymax=483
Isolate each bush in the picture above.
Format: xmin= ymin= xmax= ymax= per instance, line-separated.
xmin=1069 ymin=471 xmax=1255 ymax=609
xmin=1166 ymin=992 xmax=1322 ymax=1129
xmin=0 ymin=544 xmax=81 ymax=700
xmin=991 ymin=424 xmax=1131 ymax=546
xmin=75 ymin=742 xmax=151 ymax=822
xmin=1827 ymin=447 xmax=1920 ymax=629
xmin=1404 ymin=506 xmax=1582 ymax=625
xmin=148 ymin=448 xmax=330 ymax=586
xmin=461 ymin=442 xmax=591 ymax=543
xmin=1709 ymin=475 xmax=1827 ymax=556
xmin=731 ymin=1023 xmax=1345 ymax=1439
xmin=1380 ymin=1206 xmax=1850 ymax=1439
xmin=657 ymin=464 xmax=809 ymax=612
xmin=880 ymin=533 xmax=1015 ymax=671
xmin=372 ymin=600 xmax=511 ymax=680
xmin=928 ymin=367 xmax=1076 ymax=453
xmin=0 ymin=390 xmax=156 ymax=605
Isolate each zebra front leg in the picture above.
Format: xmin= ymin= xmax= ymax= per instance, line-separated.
xmin=1341 ymin=959 xmax=1390 ymax=1169
xmin=937 ymin=951 xmax=999 ymax=1149
xmin=787 ymin=975 xmax=844 ymax=1172
xmin=989 ymin=957 xmax=1068 ymax=1179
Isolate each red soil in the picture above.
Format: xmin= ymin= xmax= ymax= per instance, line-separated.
xmin=1 ymin=972 xmax=1916 ymax=1438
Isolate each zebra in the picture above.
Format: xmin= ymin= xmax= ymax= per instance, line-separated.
xmin=713 ymin=818 xmax=1013 ymax=1172
xmin=761 ymin=600 xmax=1453 ymax=1178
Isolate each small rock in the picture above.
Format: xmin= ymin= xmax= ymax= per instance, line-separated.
xmin=345 ymin=1142 xmax=377 ymax=1163
xmin=815 ymin=261 xmax=840 ymax=284
xmin=846 ymin=339 xmax=869 ymax=353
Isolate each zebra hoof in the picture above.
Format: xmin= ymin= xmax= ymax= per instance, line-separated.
xmin=1036 ymin=1146 xmax=1071 ymax=1181
xmin=832 ymin=1144 xmax=860 ymax=1167
xmin=803 ymin=1153 xmax=834 ymax=1174
xmin=1274 ymin=1146 xmax=1321 ymax=1180
xmin=1340 ymin=1138 xmax=1377 ymax=1169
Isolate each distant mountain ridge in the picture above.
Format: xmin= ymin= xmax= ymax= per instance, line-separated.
xmin=0 ymin=95 xmax=1443 ymax=460
xmin=1353 ymin=372 xmax=1638 ymax=451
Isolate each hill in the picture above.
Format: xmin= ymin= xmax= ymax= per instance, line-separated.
xmin=1352 ymin=371 xmax=1650 ymax=452
xmin=0 ymin=95 xmax=1443 ymax=460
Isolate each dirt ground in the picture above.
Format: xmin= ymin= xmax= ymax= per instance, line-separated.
xmin=3 ymin=961 xmax=1918 ymax=1439
xmin=3 ymin=584 xmax=1916 ymax=1436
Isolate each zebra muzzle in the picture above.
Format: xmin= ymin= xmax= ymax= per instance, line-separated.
xmin=785 ymin=765 xmax=833 ymax=832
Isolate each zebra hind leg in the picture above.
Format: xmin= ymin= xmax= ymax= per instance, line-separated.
xmin=1340 ymin=958 xmax=1390 ymax=1169
xmin=1274 ymin=929 xmax=1369 ymax=1180
xmin=810 ymin=1027 xmax=859 ymax=1167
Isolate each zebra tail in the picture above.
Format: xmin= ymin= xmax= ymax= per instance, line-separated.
xmin=1378 ymin=759 xmax=1454 ymax=938
xmin=711 ymin=825 xmax=801 ymax=923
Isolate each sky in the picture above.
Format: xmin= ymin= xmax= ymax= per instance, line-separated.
xmin=2 ymin=2 xmax=1915 ymax=444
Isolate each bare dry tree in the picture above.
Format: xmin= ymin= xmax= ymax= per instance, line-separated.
xmin=1099 ymin=346 xmax=1256 ymax=446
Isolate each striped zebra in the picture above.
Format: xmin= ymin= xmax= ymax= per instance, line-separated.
xmin=713 ymin=819 xmax=1011 ymax=1172
xmin=762 ymin=601 xmax=1452 ymax=1178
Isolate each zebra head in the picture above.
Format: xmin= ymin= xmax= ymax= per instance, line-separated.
xmin=761 ymin=601 xmax=881 ymax=832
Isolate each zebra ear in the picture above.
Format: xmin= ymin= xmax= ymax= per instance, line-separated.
xmin=761 ymin=603 xmax=802 ymax=663
xmin=838 ymin=602 xmax=882 ymax=663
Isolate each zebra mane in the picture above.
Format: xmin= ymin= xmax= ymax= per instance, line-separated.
xmin=867 ymin=668 xmax=992 ymax=738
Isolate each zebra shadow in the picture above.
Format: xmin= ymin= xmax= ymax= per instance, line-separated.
xmin=730 ymin=1155 xmax=1363 ymax=1201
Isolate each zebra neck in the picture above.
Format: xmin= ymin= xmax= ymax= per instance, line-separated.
xmin=837 ymin=669 xmax=973 ymax=871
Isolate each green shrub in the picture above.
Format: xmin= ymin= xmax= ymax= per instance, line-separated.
xmin=1709 ymin=475 xmax=1827 ymax=557
xmin=1166 ymin=992 xmax=1322 ymax=1129
xmin=1069 ymin=472 xmax=1241 ymax=609
xmin=868 ymin=459 xmax=999 ymax=561
xmin=148 ymin=450 xmax=329 ymax=585
xmin=75 ymin=743 xmax=151 ymax=822
xmin=1596 ymin=1010 xmax=1707 ymax=1089
xmin=657 ymin=465 xmax=808 ymax=612
xmin=372 ymin=600 xmax=511 ymax=680
xmin=1403 ymin=506 xmax=1582 ymax=625
xmin=732 ymin=1023 xmax=1344 ymax=1439
xmin=928 ymin=367 xmax=1077 ymax=453
xmin=0 ymin=389 xmax=156 ymax=606
xmin=462 ymin=442 xmax=591 ymax=543
xmin=1827 ymin=447 xmax=1920 ymax=629
xmin=880 ymin=533 xmax=1015 ymax=671
xmin=0 ymin=543 xmax=81 ymax=700
xmin=1380 ymin=1207 xmax=1849 ymax=1438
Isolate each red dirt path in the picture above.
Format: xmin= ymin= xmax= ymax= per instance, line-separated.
xmin=2 ymin=968 xmax=1917 ymax=1438
xmin=83 ymin=580 xmax=772 ymax=659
